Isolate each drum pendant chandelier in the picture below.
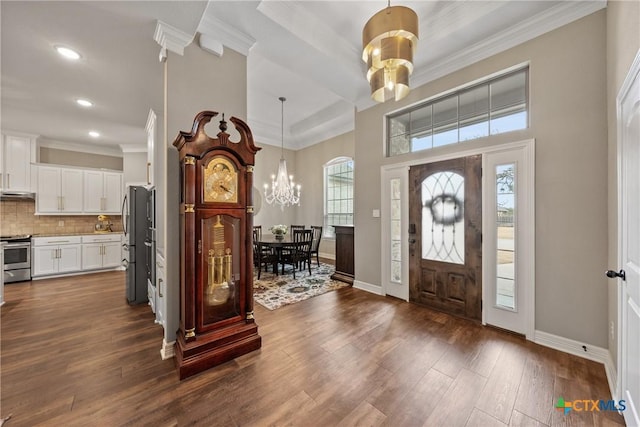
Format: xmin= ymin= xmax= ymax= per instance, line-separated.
xmin=362 ymin=1 xmax=419 ymax=103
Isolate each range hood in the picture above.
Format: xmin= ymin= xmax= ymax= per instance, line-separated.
xmin=0 ymin=191 xmax=36 ymax=201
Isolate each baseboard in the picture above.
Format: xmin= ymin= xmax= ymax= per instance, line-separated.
xmin=534 ymin=330 xmax=609 ymax=363
xmin=604 ymin=351 xmax=618 ymax=402
xmin=31 ymin=266 xmax=122 ymax=280
xmin=160 ymin=339 xmax=175 ymax=360
xmin=318 ymin=252 xmax=335 ymax=260
xmin=534 ymin=329 xmax=620 ymax=401
xmin=353 ymin=280 xmax=384 ymax=295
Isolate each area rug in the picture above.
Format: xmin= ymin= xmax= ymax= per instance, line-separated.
xmin=253 ymin=262 xmax=348 ymax=310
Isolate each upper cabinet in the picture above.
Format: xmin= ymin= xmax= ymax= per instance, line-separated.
xmin=0 ymin=133 xmax=37 ymax=192
xmin=36 ymin=166 xmax=83 ymax=213
xmin=146 ymin=109 xmax=156 ymax=186
xmin=35 ymin=164 xmax=122 ymax=215
xmin=83 ymin=170 xmax=122 ymax=214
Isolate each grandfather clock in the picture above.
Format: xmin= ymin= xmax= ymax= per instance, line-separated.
xmin=173 ymin=111 xmax=262 ymax=380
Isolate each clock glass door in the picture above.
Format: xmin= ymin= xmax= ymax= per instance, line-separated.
xmin=200 ymin=214 xmax=241 ymax=326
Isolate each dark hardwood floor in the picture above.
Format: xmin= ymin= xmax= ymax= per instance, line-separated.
xmin=1 ymin=271 xmax=624 ymax=426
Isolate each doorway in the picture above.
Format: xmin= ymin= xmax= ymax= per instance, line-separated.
xmin=615 ymin=49 xmax=640 ymax=427
xmin=408 ymin=155 xmax=482 ymax=321
xmin=381 ymin=140 xmax=535 ymax=335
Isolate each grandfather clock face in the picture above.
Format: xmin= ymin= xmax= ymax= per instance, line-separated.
xmin=203 ymin=156 xmax=238 ymax=203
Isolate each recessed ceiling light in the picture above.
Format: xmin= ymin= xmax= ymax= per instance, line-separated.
xmin=89 ymin=131 xmax=100 ymax=138
xmin=76 ymin=99 xmax=93 ymax=107
xmin=55 ymin=45 xmax=81 ymax=60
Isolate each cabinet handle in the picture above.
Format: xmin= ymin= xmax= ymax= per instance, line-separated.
xmin=158 ymin=278 xmax=163 ymax=297
xmin=47 ymin=240 xmax=69 ymax=244
xmin=7 ymin=173 xmax=10 ymax=188
xmin=61 ymin=197 xmax=65 ymax=211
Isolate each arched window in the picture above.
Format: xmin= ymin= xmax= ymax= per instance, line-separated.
xmin=324 ymin=157 xmax=354 ymax=238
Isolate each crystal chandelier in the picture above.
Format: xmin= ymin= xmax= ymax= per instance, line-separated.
xmin=263 ymin=97 xmax=301 ymax=209
xmin=362 ymin=1 xmax=419 ymax=102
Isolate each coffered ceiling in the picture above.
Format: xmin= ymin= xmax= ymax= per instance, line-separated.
xmin=0 ymin=1 xmax=605 ymax=154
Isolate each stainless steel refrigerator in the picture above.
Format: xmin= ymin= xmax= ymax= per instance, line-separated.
xmin=122 ymin=185 xmax=153 ymax=305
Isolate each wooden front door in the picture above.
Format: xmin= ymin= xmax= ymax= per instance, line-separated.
xmin=409 ymin=155 xmax=482 ymax=321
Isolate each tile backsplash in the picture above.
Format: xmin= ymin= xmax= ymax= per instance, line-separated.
xmin=0 ymin=200 xmax=123 ymax=236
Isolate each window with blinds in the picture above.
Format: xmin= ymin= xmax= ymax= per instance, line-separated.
xmin=387 ymin=68 xmax=528 ymax=157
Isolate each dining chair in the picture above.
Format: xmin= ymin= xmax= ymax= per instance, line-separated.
xmin=253 ymin=228 xmax=277 ymax=279
xmin=289 ymin=225 xmax=305 ymax=233
xmin=281 ymin=229 xmax=312 ymax=279
xmin=310 ymin=225 xmax=323 ymax=267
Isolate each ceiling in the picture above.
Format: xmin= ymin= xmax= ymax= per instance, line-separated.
xmin=1 ymin=1 xmax=605 ymax=155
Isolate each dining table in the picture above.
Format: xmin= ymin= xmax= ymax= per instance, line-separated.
xmin=256 ymin=234 xmax=299 ymax=276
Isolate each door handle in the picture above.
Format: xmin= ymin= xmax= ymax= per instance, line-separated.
xmin=408 ymin=238 xmax=416 ymax=244
xmin=605 ymin=269 xmax=626 ymax=281
xmin=158 ymin=278 xmax=163 ymax=297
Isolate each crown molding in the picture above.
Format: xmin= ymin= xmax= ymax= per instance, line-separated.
xmin=249 ymin=100 xmax=354 ymax=151
xmin=355 ymin=0 xmax=606 ymax=112
xmin=411 ymin=0 xmax=606 ymax=91
xmin=197 ymin=14 xmax=255 ymax=56
xmin=119 ymin=144 xmax=148 ymax=154
xmin=154 ymin=20 xmax=194 ymax=56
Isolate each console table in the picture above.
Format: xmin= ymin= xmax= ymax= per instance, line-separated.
xmin=331 ymin=225 xmax=354 ymax=285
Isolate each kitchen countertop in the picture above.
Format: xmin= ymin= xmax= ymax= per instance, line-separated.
xmin=32 ymin=232 xmax=123 ymax=238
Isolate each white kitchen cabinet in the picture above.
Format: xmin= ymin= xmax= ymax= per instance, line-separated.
xmin=1 ymin=133 xmax=37 ymax=192
xmin=83 ymin=170 xmax=122 ymax=214
xmin=36 ymin=166 xmax=83 ymax=214
xmin=81 ymin=234 xmax=123 ymax=270
xmin=146 ymin=109 xmax=156 ymax=186
xmin=32 ymin=236 xmax=82 ymax=277
xmin=155 ymin=252 xmax=165 ymax=328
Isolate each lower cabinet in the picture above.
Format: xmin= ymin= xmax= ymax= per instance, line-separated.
xmin=32 ymin=236 xmax=82 ymax=277
xmin=81 ymin=235 xmax=122 ymax=270
xmin=32 ymin=234 xmax=123 ymax=278
xmin=155 ymin=252 xmax=165 ymax=328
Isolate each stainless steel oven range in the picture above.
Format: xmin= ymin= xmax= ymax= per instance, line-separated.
xmin=1 ymin=235 xmax=32 ymax=283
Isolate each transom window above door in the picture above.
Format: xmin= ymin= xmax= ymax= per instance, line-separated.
xmin=387 ymin=67 xmax=528 ymax=157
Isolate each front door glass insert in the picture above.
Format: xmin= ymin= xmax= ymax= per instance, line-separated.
xmin=421 ymin=171 xmax=465 ymax=264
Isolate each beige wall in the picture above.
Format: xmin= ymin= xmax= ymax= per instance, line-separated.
xmin=606 ymin=1 xmax=640 ymax=368
xmin=292 ymin=131 xmax=355 ymax=257
xmin=161 ymin=44 xmax=247 ymax=344
xmin=355 ymin=11 xmax=609 ymax=347
xmin=39 ymin=147 xmax=123 ymax=170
